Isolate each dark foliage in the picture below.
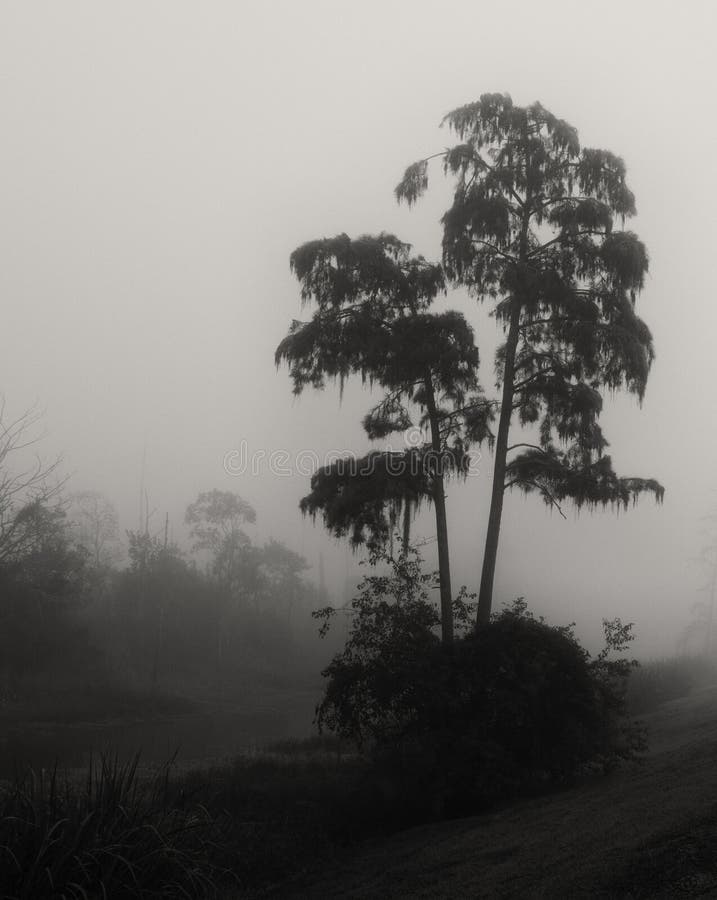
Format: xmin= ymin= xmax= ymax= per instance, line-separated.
xmin=300 ymin=449 xmax=445 ymax=548
xmin=277 ymin=235 xmax=494 ymax=550
xmin=315 ymin=552 xmax=643 ymax=820
xmin=0 ymin=504 xmax=95 ymax=693
xmin=395 ymin=94 xmax=660 ymax=490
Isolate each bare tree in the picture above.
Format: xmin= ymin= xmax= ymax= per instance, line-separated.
xmin=67 ymin=490 xmax=120 ymax=569
xmin=0 ymin=398 xmax=64 ymax=565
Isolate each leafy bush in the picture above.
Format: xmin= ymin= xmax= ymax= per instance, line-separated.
xmin=314 ymin=550 xmax=644 ymax=821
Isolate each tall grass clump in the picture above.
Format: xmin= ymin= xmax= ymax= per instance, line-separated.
xmin=0 ymin=753 xmax=227 ymax=899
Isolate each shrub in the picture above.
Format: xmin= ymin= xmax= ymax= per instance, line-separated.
xmin=315 ymin=550 xmax=644 ymax=821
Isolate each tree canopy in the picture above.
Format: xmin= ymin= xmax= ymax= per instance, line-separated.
xmin=277 ymin=233 xmax=493 ymax=641
xmin=396 ymin=93 xmax=664 ymax=622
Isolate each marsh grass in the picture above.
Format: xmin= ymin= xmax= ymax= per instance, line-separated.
xmin=0 ymin=753 xmax=230 ymax=899
xmin=0 ymin=738 xmax=370 ymax=898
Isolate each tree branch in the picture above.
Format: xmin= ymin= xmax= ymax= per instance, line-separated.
xmin=527 ymin=229 xmax=607 ymax=258
xmin=471 ymin=240 xmax=518 ymax=263
xmin=504 ymin=477 xmax=567 ymax=519
xmin=506 ymin=443 xmax=548 ymax=454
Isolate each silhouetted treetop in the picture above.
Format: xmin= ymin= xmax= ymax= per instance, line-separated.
xmin=288 ymin=232 xmax=445 ymax=312
xmin=396 ymin=91 xmax=663 ymax=620
xmin=278 ymin=232 xmax=493 ymax=642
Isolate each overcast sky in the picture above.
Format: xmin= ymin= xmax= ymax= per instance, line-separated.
xmin=2 ymin=1 xmax=715 ymax=654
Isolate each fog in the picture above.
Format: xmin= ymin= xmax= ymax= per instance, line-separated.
xmin=2 ymin=0 xmax=715 ymax=658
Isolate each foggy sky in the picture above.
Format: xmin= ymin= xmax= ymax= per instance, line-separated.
xmin=2 ymin=1 xmax=715 ymax=655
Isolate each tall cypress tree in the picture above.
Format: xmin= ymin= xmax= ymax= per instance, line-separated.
xmin=396 ymin=94 xmax=664 ymax=624
xmin=276 ymin=233 xmax=492 ymax=642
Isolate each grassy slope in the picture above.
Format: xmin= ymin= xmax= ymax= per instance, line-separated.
xmin=276 ymin=685 xmax=717 ymax=899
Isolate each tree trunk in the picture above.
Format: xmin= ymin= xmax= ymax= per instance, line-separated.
xmin=433 ymin=480 xmax=453 ymax=643
xmin=402 ymin=498 xmax=411 ymax=554
xmin=476 ymin=180 xmax=533 ymax=627
xmin=424 ymin=375 xmax=453 ymax=644
xmin=476 ymin=301 xmax=521 ymax=626
xmin=151 ymin=603 xmax=164 ymax=688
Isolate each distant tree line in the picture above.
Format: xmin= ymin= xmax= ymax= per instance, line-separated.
xmin=0 ymin=409 xmax=329 ymax=707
